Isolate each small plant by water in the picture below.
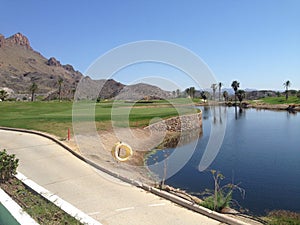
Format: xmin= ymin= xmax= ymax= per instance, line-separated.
xmin=200 ymin=170 xmax=245 ymax=212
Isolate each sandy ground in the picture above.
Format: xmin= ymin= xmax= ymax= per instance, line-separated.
xmin=64 ymin=127 xmax=168 ymax=185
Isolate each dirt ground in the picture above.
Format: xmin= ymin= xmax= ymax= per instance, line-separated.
xmin=64 ymin=127 xmax=168 ymax=185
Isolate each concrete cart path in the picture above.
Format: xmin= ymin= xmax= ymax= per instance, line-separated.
xmin=0 ymin=130 xmax=222 ymax=225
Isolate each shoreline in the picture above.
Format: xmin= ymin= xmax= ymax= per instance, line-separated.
xmin=196 ymin=101 xmax=300 ymax=112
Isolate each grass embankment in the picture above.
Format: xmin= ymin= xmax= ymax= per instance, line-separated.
xmin=0 ymin=99 xmax=197 ymax=138
xmin=0 ymin=177 xmax=83 ymax=225
xmin=264 ymin=210 xmax=300 ymax=225
xmin=257 ymin=96 xmax=300 ymax=105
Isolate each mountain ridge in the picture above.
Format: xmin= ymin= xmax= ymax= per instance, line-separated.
xmin=0 ymin=33 xmax=170 ymax=100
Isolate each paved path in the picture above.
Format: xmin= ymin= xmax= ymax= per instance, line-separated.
xmin=0 ymin=130 xmax=221 ymax=225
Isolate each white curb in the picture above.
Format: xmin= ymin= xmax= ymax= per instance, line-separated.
xmin=0 ymin=188 xmax=39 ymax=225
xmin=15 ymin=172 xmax=102 ymax=225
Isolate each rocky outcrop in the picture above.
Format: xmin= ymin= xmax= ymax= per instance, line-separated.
xmin=115 ymin=83 xmax=171 ymax=101
xmin=63 ymin=64 xmax=75 ymax=72
xmin=1 ymin=33 xmax=32 ymax=49
xmin=46 ymin=57 xmax=61 ymax=67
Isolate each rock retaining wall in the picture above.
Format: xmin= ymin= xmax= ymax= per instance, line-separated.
xmin=147 ymin=112 xmax=202 ymax=132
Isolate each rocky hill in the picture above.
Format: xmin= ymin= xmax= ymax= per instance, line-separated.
xmin=0 ymin=33 xmax=83 ymax=100
xmin=75 ymin=77 xmax=171 ymax=101
xmin=0 ymin=33 xmax=171 ymax=101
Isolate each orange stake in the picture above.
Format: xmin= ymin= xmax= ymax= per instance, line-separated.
xmin=68 ymin=128 xmax=70 ymax=141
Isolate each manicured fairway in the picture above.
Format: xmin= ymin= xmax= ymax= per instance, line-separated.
xmin=259 ymin=96 xmax=300 ymax=104
xmin=0 ymin=100 xmax=197 ymax=138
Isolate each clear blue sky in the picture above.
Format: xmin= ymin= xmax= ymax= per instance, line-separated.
xmin=1 ymin=0 xmax=299 ymax=90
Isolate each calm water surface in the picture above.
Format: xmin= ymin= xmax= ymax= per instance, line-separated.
xmin=147 ymin=106 xmax=300 ymax=215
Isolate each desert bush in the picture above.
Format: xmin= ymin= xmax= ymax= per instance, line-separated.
xmin=0 ymin=149 xmax=19 ymax=182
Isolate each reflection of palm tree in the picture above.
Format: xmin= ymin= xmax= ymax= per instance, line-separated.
xmin=213 ymin=106 xmax=217 ymax=124
xmin=29 ymin=82 xmax=38 ymax=102
xmin=218 ymin=82 xmax=223 ymax=101
xmin=218 ymin=106 xmax=222 ymax=124
xmin=203 ymin=105 xmax=210 ymax=120
xmin=283 ymin=80 xmax=291 ymax=100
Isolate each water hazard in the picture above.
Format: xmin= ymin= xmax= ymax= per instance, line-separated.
xmin=146 ymin=106 xmax=300 ymax=215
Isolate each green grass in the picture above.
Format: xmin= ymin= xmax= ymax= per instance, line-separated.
xmin=0 ymin=100 xmax=197 ymax=137
xmin=0 ymin=101 xmax=73 ymax=137
xmin=259 ymin=96 xmax=300 ymax=104
xmin=264 ymin=210 xmax=300 ymax=225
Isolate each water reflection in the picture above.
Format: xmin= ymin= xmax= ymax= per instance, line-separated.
xmin=148 ymin=106 xmax=300 ymax=215
xmin=198 ymin=105 xmax=227 ymax=171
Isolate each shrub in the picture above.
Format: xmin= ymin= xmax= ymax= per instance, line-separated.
xmin=0 ymin=149 xmax=19 ymax=182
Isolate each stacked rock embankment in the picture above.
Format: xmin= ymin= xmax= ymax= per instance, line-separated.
xmin=148 ymin=113 xmax=202 ymax=132
xmin=147 ymin=113 xmax=202 ymax=148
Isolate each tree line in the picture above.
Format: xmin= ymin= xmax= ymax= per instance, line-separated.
xmin=177 ymin=79 xmax=298 ymax=103
xmin=0 ymin=77 xmax=64 ymax=102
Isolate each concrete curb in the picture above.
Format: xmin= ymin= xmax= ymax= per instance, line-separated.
xmin=15 ymin=172 xmax=102 ymax=225
xmin=0 ymin=188 xmax=39 ymax=225
xmin=0 ymin=127 xmax=251 ymax=225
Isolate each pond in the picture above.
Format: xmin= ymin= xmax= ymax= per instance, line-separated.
xmin=146 ymin=106 xmax=300 ymax=215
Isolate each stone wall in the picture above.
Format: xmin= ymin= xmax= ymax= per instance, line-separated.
xmin=147 ymin=112 xmax=202 ymax=132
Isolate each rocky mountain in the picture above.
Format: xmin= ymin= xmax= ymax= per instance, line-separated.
xmin=115 ymin=83 xmax=171 ymax=100
xmin=0 ymin=33 xmax=83 ymax=99
xmin=75 ymin=77 xmax=171 ymax=101
xmin=0 ymin=33 xmax=171 ymax=101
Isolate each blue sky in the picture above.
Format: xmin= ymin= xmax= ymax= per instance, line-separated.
xmin=1 ymin=0 xmax=300 ymax=90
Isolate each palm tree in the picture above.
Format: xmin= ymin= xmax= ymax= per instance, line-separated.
xmin=231 ymin=80 xmax=240 ymax=105
xmin=185 ymin=88 xmax=190 ymax=98
xmin=176 ymin=89 xmax=180 ymax=98
xmin=0 ymin=90 xmax=8 ymax=101
xmin=201 ymin=91 xmax=207 ymax=102
xmin=185 ymin=87 xmax=195 ymax=98
xmin=29 ymin=82 xmax=38 ymax=102
xmin=237 ymin=90 xmax=246 ymax=104
xmin=218 ymin=82 xmax=223 ymax=101
xmin=283 ymin=80 xmax=291 ymax=100
xmin=223 ymin=91 xmax=229 ymax=103
xmin=211 ymin=84 xmax=217 ymax=101
xmin=190 ymin=87 xmax=195 ymax=99
xmin=58 ymin=77 xmax=64 ymax=101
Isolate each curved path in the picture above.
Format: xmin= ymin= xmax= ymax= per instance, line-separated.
xmin=0 ymin=130 xmax=221 ymax=225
